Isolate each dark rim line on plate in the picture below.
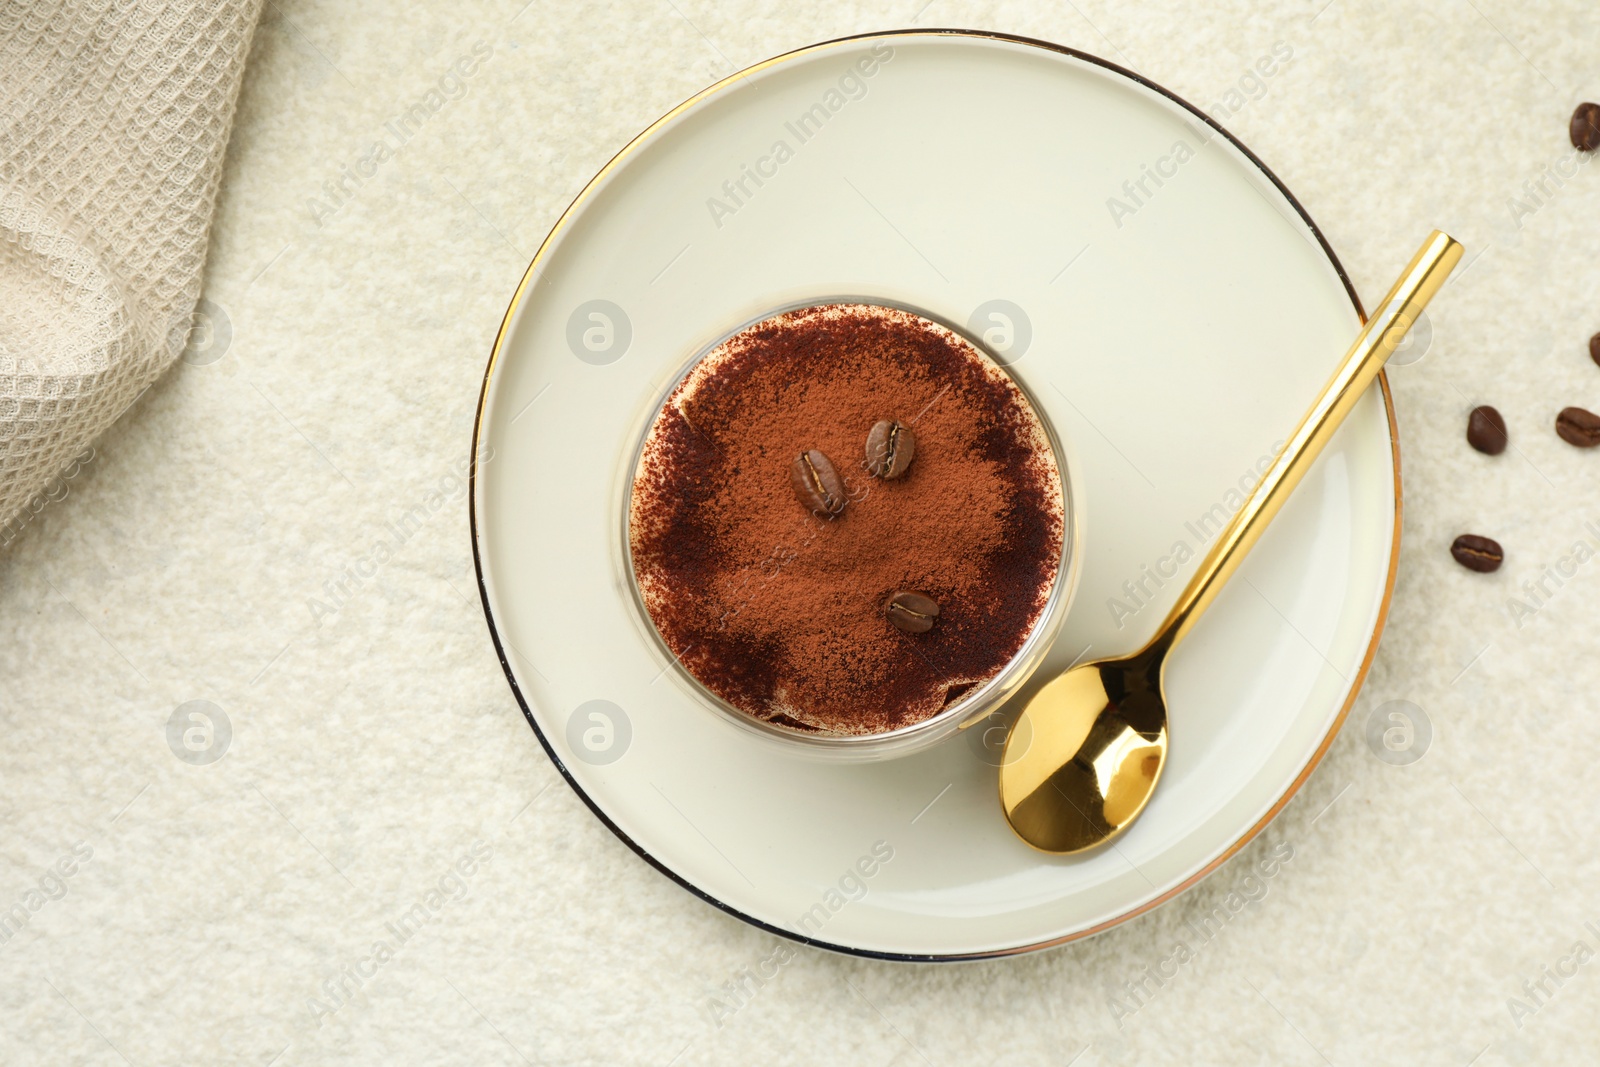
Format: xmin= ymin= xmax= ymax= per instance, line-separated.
xmin=466 ymin=27 xmax=1397 ymax=962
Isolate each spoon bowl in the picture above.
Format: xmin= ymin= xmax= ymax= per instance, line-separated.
xmin=1001 ymin=640 xmax=1169 ymax=852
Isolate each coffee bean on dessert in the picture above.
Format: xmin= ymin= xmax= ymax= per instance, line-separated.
xmin=1466 ymin=405 xmax=1508 ymax=455
xmin=866 ymin=419 xmax=917 ymax=480
xmin=1589 ymin=332 xmax=1600 ymax=368
xmin=1571 ymin=102 xmax=1600 ymax=152
xmin=885 ymin=591 xmax=940 ymax=633
xmin=790 ymin=449 xmax=846 ymax=516
xmin=1450 ymin=534 xmax=1503 ymax=573
xmin=1556 ymin=406 xmax=1600 ymax=447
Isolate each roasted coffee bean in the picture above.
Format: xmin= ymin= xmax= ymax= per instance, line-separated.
xmin=1450 ymin=534 xmax=1503 ymax=573
xmin=790 ymin=449 xmax=846 ymax=516
xmin=1556 ymin=406 xmax=1600 ymax=447
xmin=1466 ymin=405 xmax=1507 ymax=455
xmin=865 ymin=419 xmax=917 ymax=479
xmin=1572 ymin=102 xmax=1600 ymax=152
xmin=1589 ymin=332 xmax=1600 ymax=369
xmin=885 ymin=591 xmax=940 ymax=633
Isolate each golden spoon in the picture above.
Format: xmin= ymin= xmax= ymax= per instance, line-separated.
xmin=1000 ymin=231 xmax=1463 ymax=854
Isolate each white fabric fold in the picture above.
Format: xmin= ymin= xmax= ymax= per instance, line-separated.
xmin=0 ymin=0 xmax=262 ymax=535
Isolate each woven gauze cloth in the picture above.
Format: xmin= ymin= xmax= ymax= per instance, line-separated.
xmin=0 ymin=0 xmax=261 ymax=534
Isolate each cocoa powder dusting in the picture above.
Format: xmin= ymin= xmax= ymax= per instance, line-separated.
xmin=629 ymin=304 xmax=1064 ymax=736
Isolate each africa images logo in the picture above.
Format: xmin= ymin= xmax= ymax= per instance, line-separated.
xmin=703 ymin=44 xmax=894 ymax=229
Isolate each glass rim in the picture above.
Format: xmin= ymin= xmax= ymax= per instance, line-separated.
xmin=618 ymin=297 xmax=1079 ymax=759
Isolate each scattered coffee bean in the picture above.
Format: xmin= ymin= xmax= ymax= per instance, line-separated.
xmin=885 ymin=591 xmax=939 ymax=633
xmin=1589 ymin=332 xmax=1600 ymax=368
xmin=1556 ymin=406 xmax=1600 ymax=447
xmin=866 ymin=419 xmax=916 ymax=479
xmin=1450 ymin=534 xmax=1503 ymax=573
xmin=1466 ymin=405 xmax=1508 ymax=455
xmin=790 ymin=449 xmax=846 ymax=517
xmin=1572 ymin=102 xmax=1600 ymax=152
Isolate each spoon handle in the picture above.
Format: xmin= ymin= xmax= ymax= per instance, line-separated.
xmin=1156 ymin=230 xmax=1463 ymax=651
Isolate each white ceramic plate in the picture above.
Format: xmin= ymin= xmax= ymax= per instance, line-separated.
xmin=471 ymin=30 xmax=1398 ymax=959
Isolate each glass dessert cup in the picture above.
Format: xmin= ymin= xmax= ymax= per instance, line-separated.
xmin=621 ymin=300 xmax=1079 ymax=762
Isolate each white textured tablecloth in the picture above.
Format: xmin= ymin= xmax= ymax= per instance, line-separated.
xmin=3 ymin=2 xmax=1599 ymax=1064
